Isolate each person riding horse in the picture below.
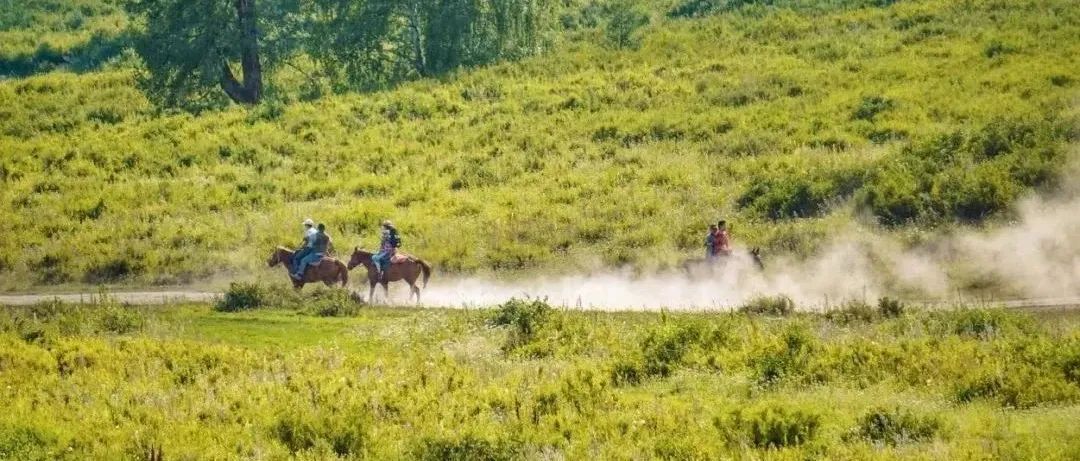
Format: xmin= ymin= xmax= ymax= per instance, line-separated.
xmin=292 ymin=223 xmax=332 ymax=280
xmin=291 ymin=218 xmax=318 ymax=278
xmin=373 ymin=220 xmax=401 ymax=280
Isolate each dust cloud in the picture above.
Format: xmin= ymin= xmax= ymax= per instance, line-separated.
xmin=417 ymin=181 xmax=1080 ymax=311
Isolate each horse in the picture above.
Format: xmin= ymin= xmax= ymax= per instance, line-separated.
xmin=682 ymin=247 xmax=765 ymax=276
xmin=267 ymin=247 xmax=349 ymax=290
xmin=347 ymin=247 xmax=432 ymax=304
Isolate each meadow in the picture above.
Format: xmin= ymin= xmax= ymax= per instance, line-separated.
xmin=0 ymin=0 xmax=1077 ymax=290
xmin=2 ymin=291 xmax=1080 ymax=459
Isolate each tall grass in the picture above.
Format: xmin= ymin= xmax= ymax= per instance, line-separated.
xmin=0 ymin=0 xmax=1077 ymax=288
xmin=1 ymin=300 xmax=1079 ymax=458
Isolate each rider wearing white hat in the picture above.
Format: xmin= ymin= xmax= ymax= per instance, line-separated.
xmin=291 ymin=218 xmax=319 ymax=278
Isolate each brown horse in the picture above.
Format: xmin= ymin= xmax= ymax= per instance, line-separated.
xmin=682 ymin=247 xmax=765 ymax=276
xmin=267 ymin=247 xmax=349 ymax=290
xmin=347 ymin=248 xmax=432 ymax=304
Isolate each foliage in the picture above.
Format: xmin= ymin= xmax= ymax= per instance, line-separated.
xmin=725 ymin=405 xmax=822 ymax=448
xmin=740 ymin=295 xmax=795 ymax=316
xmin=489 ymin=297 xmax=553 ymax=352
xmin=0 ymin=0 xmax=1077 ymax=288
xmin=850 ymin=407 xmax=943 ymax=445
xmin=215 ymin=282 xmax=271 ymax=312
xmin=605 ymin=0 xmax=650 ymax=49
xmin=215 ymin=282 xmax=363 ymax=315
xmin=2 ymin=302 xmax=1080 ymax=458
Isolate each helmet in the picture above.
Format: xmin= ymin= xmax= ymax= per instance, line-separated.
xmin=302 ymin=218 xmax=315 ymax=227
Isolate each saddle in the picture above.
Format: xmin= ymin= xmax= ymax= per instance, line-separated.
xmin=390 ymin=253 xmax=413 ymax=264
xmin=309 ymin=256 xmax=336 ymax=267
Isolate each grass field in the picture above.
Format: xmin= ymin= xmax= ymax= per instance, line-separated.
xmin=2 ymin=294 xmax=1080 ymax=459
xmin=1 ymin=0 xmax=1077 ymax=290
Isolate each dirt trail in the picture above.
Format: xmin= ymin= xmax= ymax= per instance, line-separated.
xmin=0 ymin=291 xmax=219 ymax=306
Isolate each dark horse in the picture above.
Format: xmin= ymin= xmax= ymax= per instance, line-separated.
xmin=347 ymin=248 xmax=432 ymax=303
xmin=267 ymin=247 xmax=349 ymax=290
xmin=682 ymin=247 xmax=765 ymax=276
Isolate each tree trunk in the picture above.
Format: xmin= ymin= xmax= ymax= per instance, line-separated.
xmin=221 ymin=0 xmax=262 ymax=104
xmin=406 ymin=1 xmax=427 ymax=77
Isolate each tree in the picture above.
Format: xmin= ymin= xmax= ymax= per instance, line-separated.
xmin=126 ymin=0 xmax=285 ymax=106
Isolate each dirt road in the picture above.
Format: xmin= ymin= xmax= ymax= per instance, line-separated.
xmin=0 ymin=291 xmax=219 ymax=306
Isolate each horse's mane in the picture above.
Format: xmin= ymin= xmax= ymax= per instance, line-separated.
xmin=276 ymin=246 xmax=294 ymax=253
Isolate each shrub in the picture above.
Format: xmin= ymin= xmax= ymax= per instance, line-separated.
xmin=610 ymin=360 xmax=644 ymax=386
xmin=606 ymin=1 xmax=650 ymax=49
xmin=851 ymin=96 xmax=893 ymax=121
xmin=941 ymin=308 xmax=1033 ymax=339
xmin=415 ymin=435 xmax=520 ymax=461
xmin=955 ymin=365 xmax=1080 ymax=408
xmin=851 ymin=407 xmax=943 ymax=445
xmin=725 ymin=406 xmax=821 ymax=449
xmin=641 ymin=323 xmax=701 ymax=377
xmin=877 ymin=297 xmax=905 ymax=318
xmin=740 ymin=295 xmax=795 ymax=316
xmin=304 ymin=288 xmax=364 ymax=317
xmin=0 ymin=423 xmax=58 ymax=461
xmin=98 ymin=304 xmax=146 ymax=334
xmin=272 ymin=409 xmax=366 ymax=456
xmin=215 ymin=282 xmax=270 ymax=312
xmin=490 ymin=297 xmax=552 ymax=338
xmin=825 ymin=300 xmax=877 ymax=324
xmin=753 ymin=324 xmax=818 ymax=386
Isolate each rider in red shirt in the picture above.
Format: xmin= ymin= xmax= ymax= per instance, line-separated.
xmin=713 ymin=220 xmax=732 ymax=257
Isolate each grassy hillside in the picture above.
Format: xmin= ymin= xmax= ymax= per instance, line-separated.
xmin=2 ymin=296 xmax=1080 ymax=458
xmin=0 ymin=0 xmax=1078 ymax=289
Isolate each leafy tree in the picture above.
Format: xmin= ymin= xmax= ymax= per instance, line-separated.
xmin=605 ymin=0 xmax=649 ymax=49
xmin=125 ymin=0 xmax=296 ymax=107
xmin=315 ymin=0 xmax=548 ymax=83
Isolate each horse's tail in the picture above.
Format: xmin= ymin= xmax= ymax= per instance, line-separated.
xmin=337 ymin=260 xmax=349 ymax=286
xmin=750 ymin=247 xmax=765 ymax=271
xmin=417 ymin=259 xmax=432 ymax=288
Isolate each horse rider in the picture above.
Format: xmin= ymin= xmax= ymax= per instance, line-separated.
xmin=373 ymin=220 xmax=401 ymax=280
xmin=293 ymin=223 xmax=331 ymax=280
xmin=705 ymin=224 xmax=718 ymax=261
xmin=291 ymin=218 xmax=318 ymax=276
xmin=714 ymin=220 xmax=733 ymax=257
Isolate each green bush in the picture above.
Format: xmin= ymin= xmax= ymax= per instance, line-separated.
xmin=726 ymin=406 xmax=821 ymax=449
xmin=753 ymin=324 xmax=817 ymax=386
xmin=272 ymin=408 xmax=366 ymax=457
xmin=303 ymin=288 xmax=364 ymax=317
xmin=490 ymin=297 xmax=552 ymax=337
xmin=610 ymin=360 xmax=644 ymax=386
xmin=825 ymin=300 xmax=877 ymax=325
xmin=215 ymin=282 xmax=270 ymax=312
xmin=605 ymin=1 xmax=650 ymax=49
xmin=940 ymin=308 xmax=1033 ymax=340
xmin=877 ymin=297 xmax=905 ymax=318
xmin=0 ymin=423 xmax=58 ymax=461
xmin=851 ymin=407 xmax=943 ymax=445
xmin=740 ymin=295 xmax=795 ymax=316
xmin=97 ymin=304 xmax=145 ymax=334
xmin=955 ymin=365 xmax=1080 ymax=409
xmin=415 ymin=435 xmax=521 ymax=461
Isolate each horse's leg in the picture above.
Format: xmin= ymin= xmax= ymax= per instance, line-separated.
xmin=382 ymin=281 xmax=390 ymax=304
xmin=407 ymin=271 xmax=420 ymax=304
xmin=368 ymin=280 xmax=377 ymax=304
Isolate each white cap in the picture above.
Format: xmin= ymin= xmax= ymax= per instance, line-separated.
xmin=302 ymin=218 xmax=315 ymax=226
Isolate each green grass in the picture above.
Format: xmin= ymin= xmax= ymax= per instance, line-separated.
xmin=2 ymin=298 xmax=1080 ymax=459
xmin=0 ymin=0 xmax=1078 ymax=290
